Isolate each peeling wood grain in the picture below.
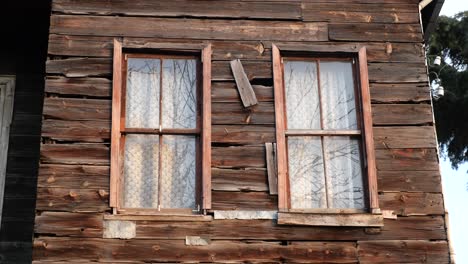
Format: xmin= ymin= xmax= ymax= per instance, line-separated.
xmin=50 ymin=15 xmax=328 ymax=41
xmin=52 ymin=0 xmax=302 ymax=20
xmin=214 ymin=210 xmax=277 ymax=220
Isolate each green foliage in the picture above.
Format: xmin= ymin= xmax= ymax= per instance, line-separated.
xmin=428 ymin=11 xmax=468 ymax=169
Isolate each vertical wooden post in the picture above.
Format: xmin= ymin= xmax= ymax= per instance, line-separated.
xmin=202 ymin=44 xmax=212 ymax=210
xmin=110 ymin=38 xmax=123 ymax=208
xmin=358 ymin=47 xmax=379 ymax=212
xmin=272 ymin=44 xmax=288 ymax=210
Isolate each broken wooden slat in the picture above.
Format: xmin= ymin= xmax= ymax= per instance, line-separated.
xmin=277 ymin=213 xmax=384 ymax=227
xmin=265 ymin=142 xmax=278 ymax=195
xmin=230 ymin=59 xmax=258 ymax=108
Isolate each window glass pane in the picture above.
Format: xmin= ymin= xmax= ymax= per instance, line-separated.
xmin=123 ymin=135 xmax=159 ymax=209
xmin=126 ymin=58 xmax=161 ymax=129
xmin=160 ymin=135 xmax=196 ymax=209
xmin=288 ymin=136 xmax=326 ymax=209
xmin=162 ymin=59 xmax=197 ymax=129
xmin=324 ymin=136 xmax=365 ymax=209
xmin=284 ymin=61 xmax=321 ymax=130
xmin=320 ymin=62 xmax=358 ymax=129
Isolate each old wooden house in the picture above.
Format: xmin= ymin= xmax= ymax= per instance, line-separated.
xmin=0 ymin=0 xmax=451 ymax=263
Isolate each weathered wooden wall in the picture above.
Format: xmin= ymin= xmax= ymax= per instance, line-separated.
xmin=34 ymin=0 xmax=449 ymax=263
xmin=0 ymin=3 xmax=50 ymax=263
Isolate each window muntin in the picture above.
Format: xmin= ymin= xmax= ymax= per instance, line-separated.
xmin=282 ymin=57 xmax=366 ymax=211
xmin=120 ymin=54 xmax=200 ymax=211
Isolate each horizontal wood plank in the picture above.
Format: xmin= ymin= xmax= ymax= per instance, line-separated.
xmin=212 ymin=102 xmax=275 ymax=125
xmin=34 ymin=212 xmax=103 ymax=237
xmin=370 ymin=83 xmax=430 ymax=103
xmin=376 ymin=148 xmax=439 ymax=171
xmin=358 ymin=240 xmax=449 ymax=263
xmin=41 ymin=144 xmax=109 ymax=165
xmin=33 ymin=238 xmax=357 ymax=263
xmin=212 ymin=191 xmax=277 ymax=210
xmin=368 ymin=63 xmax=427 ymax=83
xmin=212 ymin=83 xmax=273 ymax=103
xmin=278 ymin=213 xmax=384 ymax=227
xmin=38 ymin=164 xmax=109 ymax=189
xmin=329 ymin=23 xmax=423 ymax=42
xmin=52 ymin=0 xmax=302 ymax=20
xmin=36 ymin=188 xmax=110 ymax=212
xmin=212 ymin=125 xmax=275 ymax=145
xmin=212 ymin=168 xmax=268 ymax=192
xmin=50 ymin=15 xmax=328 ymax=41
xmin=42 ymin=119 xmax=110 ymax=142
xmin=33 ymin=214 xmax=446 ymax=241
xmin=373 ymin=126 xmax=436 ymax=149
xmin=379 ymin=192 xmax=444 ymax=216
xmin=46 ymin=77 xmax=111 ymax=97
xmin=372 ymin=104 xmax=433 ymax=125
xmin=378 ymin=171 xmax=442 ymax=192
xmin=49 ymin=35 xmax=425 ymax=63
xmin=43 ymin=98 xmax=111 ymax=121
xmin=212 ymin=146 xmax=265 ymax=169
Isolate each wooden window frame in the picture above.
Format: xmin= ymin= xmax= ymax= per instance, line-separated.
xmin=0 ymin=76 xmax=15 ymax=229
xmin=110 ymin=39 xmax=212 ymax=215
xmin=272 ymin=44 xmax=381 ymax=226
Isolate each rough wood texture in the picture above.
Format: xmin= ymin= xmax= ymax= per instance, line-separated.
xmin=35 ymin=0 xmax=448 ymax=263
xmin=373 ymin=126 xmax=437 ymax=149
xmin=278 ymin=213 xmax=384 ymax=227
xmin=378 ymin=171 xmax=442 ymax=193
xmin=358 ymin=240 xmax=449 ymax=263
xmin=33 ymin=238 xmax=358 ymax=263
xmin=230 ymin=59 xmax=258 ymax=108
xmin=50 ymin=15 xmax=328 ymax=41
xmin=265 ymin=143 xmax=278 ymax=195
xmin=52 ymin=0 xmax=302 ymax=20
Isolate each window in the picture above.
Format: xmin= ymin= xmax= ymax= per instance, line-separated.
xmin=110 ymin=40 xmax=212 ymax=214
xmin=0 ymin=76 xmax=15 ymax=229
xmin=272 ymin=45 xmax=380 ymax=224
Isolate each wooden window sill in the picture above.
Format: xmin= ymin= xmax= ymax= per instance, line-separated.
xmin=103 ymin=213 xmax=213 ymax=222
xmin=277 ymin=212 xmax=384 ymax=227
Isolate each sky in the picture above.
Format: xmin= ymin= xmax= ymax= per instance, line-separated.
xmin=437 ymin=1 xmax=468 ymax=263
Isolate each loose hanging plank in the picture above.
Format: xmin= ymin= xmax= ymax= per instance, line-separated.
xmin=265 ymin=142 xmax=278 ymax=195
xmin=230 ymin=59 xmax=258 ymax=108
